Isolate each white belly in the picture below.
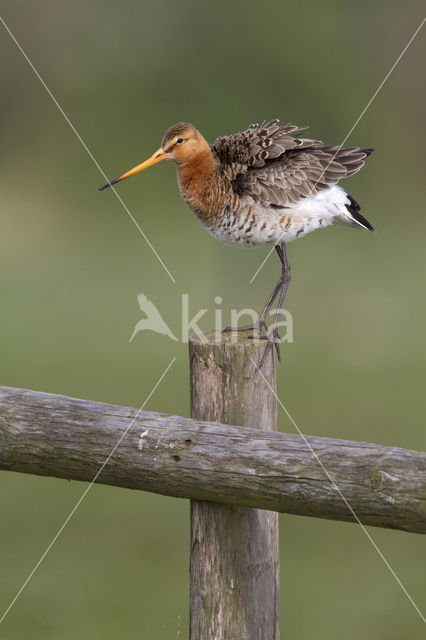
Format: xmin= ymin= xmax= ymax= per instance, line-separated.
xmin=199 ymin=185 xmax=355 ymax=247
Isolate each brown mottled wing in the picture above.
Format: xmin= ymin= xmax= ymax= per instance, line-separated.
xmin=211 ymin=120 xmax=372 ymax=207
xmin=212 ymin=119 xmax=317 ymax=175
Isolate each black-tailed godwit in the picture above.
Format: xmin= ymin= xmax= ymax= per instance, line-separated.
xmin=100 ymin=120 xmax=373 ymax=366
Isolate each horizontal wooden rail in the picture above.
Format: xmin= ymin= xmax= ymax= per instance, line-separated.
xmin=0 ymin=385 xmax=425 ymax=533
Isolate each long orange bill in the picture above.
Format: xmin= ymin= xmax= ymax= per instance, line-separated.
xmin=98 ymin=147 xmax=166 ymax=190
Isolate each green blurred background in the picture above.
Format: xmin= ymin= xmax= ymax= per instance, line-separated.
xmin=1 ymin=1 xmax=425 ymax=638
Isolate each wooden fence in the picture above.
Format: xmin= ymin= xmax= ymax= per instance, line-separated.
xmin=0 ymin=334 xmax=425 ymax=638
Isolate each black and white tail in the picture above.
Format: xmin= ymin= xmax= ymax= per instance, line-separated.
xmin=346 ymin=194 xmax=375 ymax=232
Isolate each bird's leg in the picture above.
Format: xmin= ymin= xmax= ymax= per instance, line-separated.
xmin=257 ymin=245 xmax=287 ymax=325
xmin=222 ymin=245 xmax=285 ymax=337
xmin=255 ymin=243 xmax=291 ymax=369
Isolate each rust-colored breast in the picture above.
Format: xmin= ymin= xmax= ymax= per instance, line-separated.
xmin=176 ymin=151 xmax=233 ymax=223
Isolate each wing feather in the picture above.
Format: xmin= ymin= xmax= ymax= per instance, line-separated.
xmin=212 ymin=120 xmax=372 ymax=208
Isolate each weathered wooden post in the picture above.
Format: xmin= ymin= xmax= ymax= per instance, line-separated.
xmin=189 ymin=332 xmax=279 ymax=640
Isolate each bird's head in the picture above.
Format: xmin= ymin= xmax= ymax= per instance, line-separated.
xmin=99 ymin=122 xmax=209 ymax=191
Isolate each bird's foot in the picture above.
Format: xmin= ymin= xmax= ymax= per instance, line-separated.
xmin=251 ymin=325 xmax=283 ymax=371
xmin=222 ymin=320 xmax=284 ymax=370
xmin=222 ymin=319 xmax=267 ymax=338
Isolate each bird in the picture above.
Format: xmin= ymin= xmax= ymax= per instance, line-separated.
xmin=100 ymin=119 xmax=374 ymax=367
xmin=129 ymin=293 xmax=178 ymax=343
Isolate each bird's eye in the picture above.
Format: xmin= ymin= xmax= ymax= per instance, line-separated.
xmin=176 ymin=137 xmax=184 ymax=144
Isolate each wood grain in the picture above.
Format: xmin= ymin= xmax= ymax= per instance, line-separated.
xmin=0 ymin=382 xmax=425 ymax=534
xmin=189 ymin=333 xmax=279 ymax=640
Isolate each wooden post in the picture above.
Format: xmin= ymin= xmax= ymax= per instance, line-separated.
xmin=189 ymin=332 xmax=279 ymax=640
